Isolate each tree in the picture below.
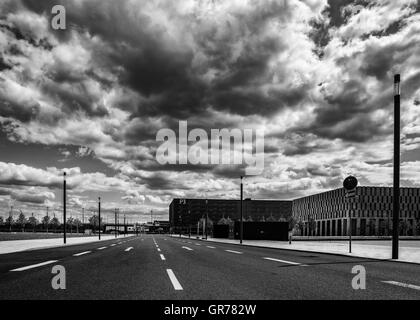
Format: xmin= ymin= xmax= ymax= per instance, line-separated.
xmin=73 ymin=218 xmax=82 ymax=233
xmin=0 ymin=216 xmax=4 ymax=226
xmin=89 ymin=215 xmax=103 ymax=232
xmin=287 ymin=216 xmax=298 ymax=232
xmin=42 ymin=215 xmax=50 ymax=232
xmin=296 ymin=220 xmax=305 ymax=236
xmin=17 ymin=211 xmax=27 ymax=232
xmin=50 ymin=217 xmax=60 ymax=232
xmin=67 ymin=217 xmax=74 ymax=234
xmin=6 ymin=216 xmax=14 ymax=231
xmin=28 ymin=215 xmax=38 ymax=233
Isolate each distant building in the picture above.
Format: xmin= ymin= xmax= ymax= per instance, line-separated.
xmin=169 ymin=198 xmax=293 ymax=234
xmin=169 ymin=186 xmax=420 ymax=238
xmin=292 ymin=187 xmax=420 ymax=237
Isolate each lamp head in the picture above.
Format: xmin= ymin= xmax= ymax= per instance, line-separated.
xmin=394 ymin=74 xmax=401 ymax=96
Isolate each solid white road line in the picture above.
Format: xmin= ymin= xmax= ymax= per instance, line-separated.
xmin=263 ymin=257 xmax=307 ymax=266
xmin=10 ymin=260 xmax=58 ymax=272
xmin=97 ymin=247 xmax=107 ymax=250
xmin=382 ymin=281 xmax=420 ymax=291
xmin=182 ymin=246 xmax=193 ymax=251
xmin=166 ymin=269 xmax=183 ymax=290
xmin=225 ymin=250 xmax=243 ymax=254
xmin=125 ymin=247 xmax=133 ymax=252
xmin=73 ymin=251 xmax=92 ymax=257
xmin=206 ymin=246 xmax=216 ymax=249
xmin=160 ymin=254 xmax=166 ymax=261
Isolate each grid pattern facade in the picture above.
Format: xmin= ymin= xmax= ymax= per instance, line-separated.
xmin=292 ymin=187 xmax=420 ymax=236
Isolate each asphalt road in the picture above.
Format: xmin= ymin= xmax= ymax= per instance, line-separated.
xmin=0 ymin=234 xmax=420 ymax=299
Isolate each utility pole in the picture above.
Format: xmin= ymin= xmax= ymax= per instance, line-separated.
xmin=392 ymin=74 xmax=401 ymax=259
xmin=240 ymin=176 xmax=243 ymax=244
xmin=98 ymin=197 xmax=101 ymax=240
xmin=124 ymin=214 xmax=126 ymax=236
xmin=63 ymin=172 xmax=67 ymax=244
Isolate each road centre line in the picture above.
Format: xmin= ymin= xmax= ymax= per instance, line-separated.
xmin=10 ymin=260 xmax=58 ymax=272
xmin=160 ymin=254 xmax=166 ymax=261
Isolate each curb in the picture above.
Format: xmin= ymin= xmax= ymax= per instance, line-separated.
xmin=0 ymin=235 xmax=135 ymax=255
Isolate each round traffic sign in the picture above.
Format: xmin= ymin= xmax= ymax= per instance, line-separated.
xmin=343 ymin=176 xmax=358 ymax=190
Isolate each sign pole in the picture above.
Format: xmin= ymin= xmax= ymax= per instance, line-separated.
xmin=343 ymin=176 xmax=358 ymax=254
xmin=348 ymin=197 xmax=352 ymax=253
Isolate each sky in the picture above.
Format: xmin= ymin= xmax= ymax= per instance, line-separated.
xmin=0 ymin=0 xmax=419 ymax=223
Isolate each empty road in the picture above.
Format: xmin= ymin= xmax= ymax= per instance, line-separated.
xmin=0 ymin=234 xmax=420 ymax=299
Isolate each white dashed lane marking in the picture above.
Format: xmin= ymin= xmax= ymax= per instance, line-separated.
xmin=166 ymin=269 xmax=183 ymax=290
xmin=160 ymin=254 xmax=166 ymax=261
xmin=182 ymin=246 xmax=193 ymax=251
xmin=73 ymin=251 xmax=92 ymax=257
xmin=10 ymin=260 xmax=58 ymax=272
xmin=263 ymin=257 xmax=308 ymax=266
xmin=97 ymin=247 xmax=107 ymax=250
xmin=206 ymin=246 xmax=216 ymax=249
xmin=125 ymin=247 xmax=133 ymax=252
xmin=225 ymin=250 xmax=243 ymax=255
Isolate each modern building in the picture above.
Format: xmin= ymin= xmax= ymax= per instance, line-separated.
xmin=292 ymin=187 xmax=420 ymax=237
xmin=169 ymin=198 xmax=293 ymax=234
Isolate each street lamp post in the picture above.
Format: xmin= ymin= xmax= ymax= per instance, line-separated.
xmin=240 ymin=176 xmax=243 ymax=244
xmin=114 ymin=208 xmax=117 ymax=239
xmin=205 ymin=199 xmax=208 ymax=240
xmin=392 ymin=74 xmax=401 ymax=260
xmin=63 ymin=172 xmax=67 ymax=244
xmin=98 ymin=197 xmax=101 ymax=240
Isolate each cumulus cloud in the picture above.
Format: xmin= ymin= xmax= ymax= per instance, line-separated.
xmin=0 ymin=0 xmax=420 ymax=221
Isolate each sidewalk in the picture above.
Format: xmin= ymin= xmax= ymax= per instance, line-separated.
xmin=173 ymin=235 xmax=420 ymax=264
xmin=0 ymin=234 xmax=131 ymax=255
